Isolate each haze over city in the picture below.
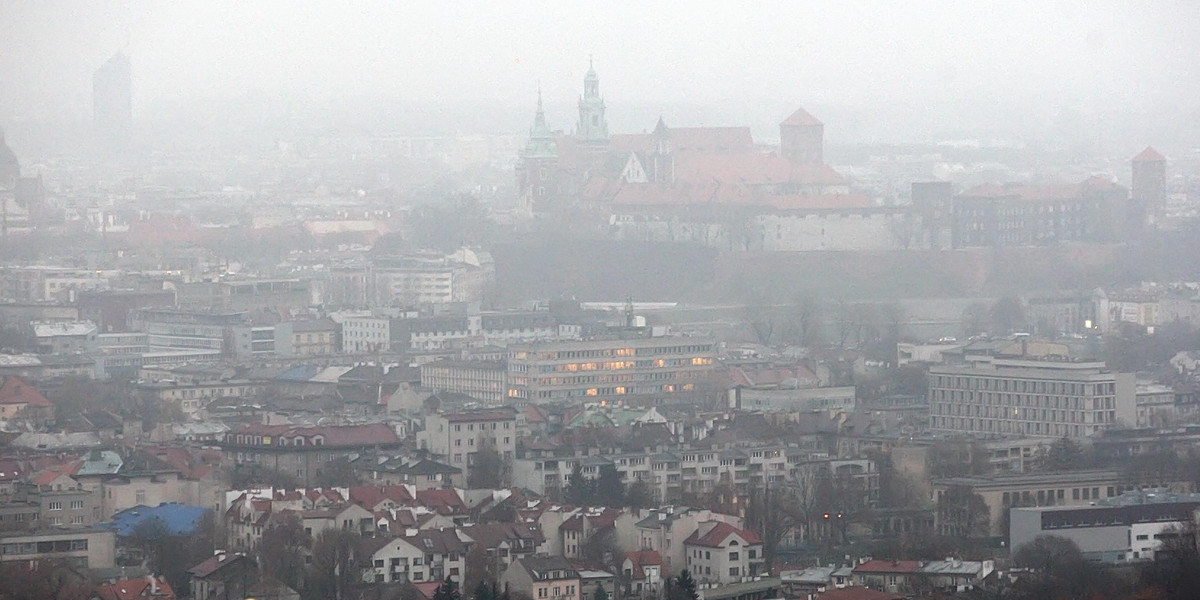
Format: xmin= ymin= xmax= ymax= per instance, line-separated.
xmin=1 ymin=3 xmax=1200 ymax=600
xmin=3 ymin=1 xmax=1199 ymax=148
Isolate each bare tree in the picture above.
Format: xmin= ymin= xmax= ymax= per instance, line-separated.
xmin=468 ymin=437 xmax=507 ymax=489
xmin=935 ymin=485 xmax=989 ymax=538
xmin=744 ymin=482 xmax=793 ymax=573
xmin=778 ymin=464 xmax=821 ymax=543
xmin=260 ymin=512 xmax=311 ymax=593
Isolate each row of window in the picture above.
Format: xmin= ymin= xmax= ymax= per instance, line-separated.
xmin=536 ymin=585 xmax=576 ymax=598
xmin=0 ymin=538 xmax=89 ymax=555
xmin=931 ymin=375 xmax=1115 ymax=396
xmin=930 ymin=390 xmax=1115 ymax=410
xmin=1001 ymin=485 xmax=1119 ymax=507
xmin=45 ymin=500 xmax=85 ymax=511
xmin=933 ymin=416 xmax=1090 ymax=437
xmin=932 ymin=402 xmax=1112 ymax=424
xmin=451 ymin=422 xmax=511 ymax=432
xmin=454 ymin=436 xmax=511 ymax=447
xmin=520 ymin=382 xmax=698 ymax=399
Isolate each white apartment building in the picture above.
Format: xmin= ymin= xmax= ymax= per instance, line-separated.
xmin=341 ymin=316 xmax=395 ymax=353
xmin=362 ymin=528 xmax=467 ymax=584
xmin=513 ymin=445 xmax=832 ymax=502
xmin=683 ymin=521 xmax=765 ymax=585
xmin=419 ymin=408 xmax=518 ymax=479
xmin=635 ymin=508 xmax=744 ymax=575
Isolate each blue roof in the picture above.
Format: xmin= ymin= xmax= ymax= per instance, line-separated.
xmin=275 ymin=365 xmax=322 ymax=381
xmin=99 ymin=503 xmax=209 ymax=537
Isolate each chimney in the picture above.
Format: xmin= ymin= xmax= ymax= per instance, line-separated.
xmin=148 ymin=576 xmax=158 ymax=595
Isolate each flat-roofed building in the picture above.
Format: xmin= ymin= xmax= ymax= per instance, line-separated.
xmin=128 ymin=308 xmax=246 ymax=355
xmin=0 ymin=527 xmax=115 ymax=570
xmin=928 ymin=356 xmax=1135 ymax=438
xmin=220 ymin=423 xmax=402 ymax=488
xmin=274 ymin=318 xmax=339 ymax=356
xmin=1136 ymin=383 xmax=1178 ymax=427
xmin=1010 ymin=490 xmax=1200 ymax=562
xmin=419 ymin=408 xmax=517 ymax=479
xmin=506 ymin=336 xmax=718 ymax=403
xmin=421 ymin=359 xmax=508 ymax=403
xmin=932 ymin=470 xmax=1130 ymax=536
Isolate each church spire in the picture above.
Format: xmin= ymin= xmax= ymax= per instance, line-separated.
xmin=522 ymin=87 xmax=556 ymax=159
xmin=533 ymin=83 xmax=547 ymax=130
xmin=584 ymin=56 xmax=600 ymax=99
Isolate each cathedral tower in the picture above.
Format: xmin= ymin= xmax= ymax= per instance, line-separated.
xmin=575 ymin=59 xmax=608 ymax=143
xmin=516 ymin=89 xmax=559 ymax=212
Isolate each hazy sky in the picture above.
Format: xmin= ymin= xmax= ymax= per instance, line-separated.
xmin=1 ymin=1 xmax=1197 ymax=143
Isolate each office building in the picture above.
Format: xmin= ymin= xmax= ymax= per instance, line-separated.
xmin=928 ymin=356 xmax=1135 ymax=438
xmin=931 ymin=470 xmax=1128 ymax=536
xmin=1010 ymin=489 xmax=1200 ymax=562
xmin=506 ymin=336 xmax=718 ymax=403
xmin=421 ymin=359 xmax=508 ymax=403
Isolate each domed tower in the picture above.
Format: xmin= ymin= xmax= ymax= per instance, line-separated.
xmin=575 ymin=59 xmax=609 ymax=143
xmin=0 ymin=128 xmax=19 ymax=190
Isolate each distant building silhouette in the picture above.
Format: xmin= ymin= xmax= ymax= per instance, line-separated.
xmin=93 ymin=52 xmax=132 ymax=151
xmin=779 ymin=107 xmax=824 ymax=165
xmin=516 ymin=61 xmax=843 ymax=218
xmin=0 ymin=128 xmax=18 ymax=190
xmin=1130 ymin=146 xmax=1166 ymax=231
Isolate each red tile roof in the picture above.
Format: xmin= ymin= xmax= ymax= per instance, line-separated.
xmin=94 ymin=576 xmax=176 ymax=600
xmin=411 ymin=581 xmax=441 ymax=600
xmin=188 ymin=552 xmax=248 ymax=579
xmin=145 ymin=446 xmax=216 ymax=480
xmin=1133 ymin=146 xmax=1165 ymax=162
xmin=781 ymin=107 xmax=823 ymax=127
xmin=523 ymin=405 xmax=549 ymax=424
xmin=350 ymin=485 xmax=416 ymax=509
xmin=0 ymin=459 xmax=31 ymax=481
xmin=684 ymin=522 xmax=762 ymax=548
xmin=0 ymin=377 xmax=51 ymax=407
xmin=727 ymin=365 xmax=821 ymax=388
xmin=673 ymin=153 xmax=844 ymax=186
xmin=852 ymin=559 xmax=922 ymax=574
xmin=668 ymin=127 xmax=755 ymax=155
xmin=31 ymin=468 xmax=73 ymax=486
xmin=415 ymin=488 xmax=467 ymax=514
xmin=624 ymin=550 xmax=662 ymax=579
